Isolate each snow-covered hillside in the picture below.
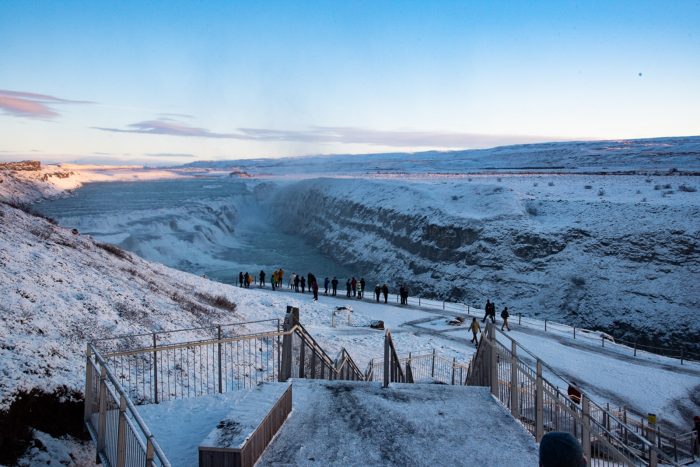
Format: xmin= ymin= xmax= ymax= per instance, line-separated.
xmin=1 ymin=201 xmax=698 ymax=464
xmin=183 ymin=135 xmax=700 ymax=175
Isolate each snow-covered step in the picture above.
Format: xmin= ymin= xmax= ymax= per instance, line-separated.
xmin=258 ymin=380 xmax=539 ymax=466
xmin=138 ymin=383 xmax=291 ymax=466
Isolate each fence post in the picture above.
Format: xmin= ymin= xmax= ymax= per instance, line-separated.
xmin=647 ymin=414 xmax=658 ymax=467
xmin=431 ymin=348 xmax=436 ymax=378
xmin=535 ymin=359 xmax=544 ymax=442
xmin=634 ymin=342 xmax=637 ymax=356
xmin=510 ymin=340 xmax=519 ymax=419
xmin=217 ymin=325 xmax=223 ymax=393
xmin=573 ymin=326 xmax=576 ymax=339
xmin=116 ymin=394 xmax=127 ymax=467
xmin=602 ymin=335 xmax=605 ymax=347
xmin=84 ymin=346 xmax=93 ymax=424
xmin=489 ymin=324 xmax=498 ymax=398
xmin=96 ymin=366 xmax=107 ymax=462
xmin=419 ymin=297 xmax=421 ymax=307
xmin=279 ymin=314 xmax=293 ymax=382
xmin=581 ymin=394 xmax=591 ymax=463
xmin=146 ymin=437 xmax=155 ymax=467
xmin=383 ymin=330 xmax=391 ymax=388
xmin=451 ymin=357 xmax=456 ymax=385
xmin=544 ymin=319 xmax=547 ymax=331
xmin=681 ymin=348 xmax=684 ymax=365
xmin=152 ymin=333 xmax=158 ymax=404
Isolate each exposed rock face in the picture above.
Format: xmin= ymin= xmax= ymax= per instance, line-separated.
xmin=0 ymin=161 xmax=41 ymax=171
xmin=267 ymin=177 xmax=700 ymax=352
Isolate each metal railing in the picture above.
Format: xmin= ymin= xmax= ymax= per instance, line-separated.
xmin=85 ymin=345 xmax=171 ymax=466
xmin=382 ymin=329 xmax=406 ymax=387
xmin=468 ymin=323 xmax=695 ymax=466
xmin=366 ymin=348 xmax=471 ymax=386
xmin=85 ymin=311 xmax=368 ymax=465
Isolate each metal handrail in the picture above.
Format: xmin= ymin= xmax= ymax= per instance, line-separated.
xmin=478 ymin=325 xmax=685 ymax=466
xmin=88 ymin=343 xmax=171 ymax=466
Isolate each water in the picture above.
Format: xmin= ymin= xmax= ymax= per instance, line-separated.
xmin=34 ymin=178 xmax=353 ymax=285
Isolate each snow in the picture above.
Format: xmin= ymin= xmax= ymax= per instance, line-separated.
xmin=138 ymin=383 xmax=290 ymax=466
xmin=258 ymin=380 xmax=539 ymax=466
xmin=15 ymin=430 xmax=93 ymax=467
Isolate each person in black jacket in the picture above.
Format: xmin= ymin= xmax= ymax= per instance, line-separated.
xmin=482 ymin=300 xmax=492 ymax=323
xmin=374 ymin=284 xmax=381 ymax=302
xmin=331 ymin=277 xmax=338 ymax=296
xmin=259 ymin=270 xmax=265 ymax=287
xmin=324 ymin=277 xmax=330 ymax=295
xmin=382 ymin=284 xmax=389 ymax=303
xmin=238 ymin=272 xmax=243 ymax=288
xmin=346 ymin=279 xmax=351 ymax=297
xmin=501 ymin=307 xmax=511 ymax=331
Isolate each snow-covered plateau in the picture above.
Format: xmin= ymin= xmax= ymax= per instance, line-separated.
xmin=0 ymin=136 xmax=699 ymax=465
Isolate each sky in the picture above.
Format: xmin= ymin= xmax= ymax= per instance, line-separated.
xmin=0 ymin=0 xmax=699 ymax=165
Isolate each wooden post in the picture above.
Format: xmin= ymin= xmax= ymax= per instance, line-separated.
xmin=279 ymin=316 xmax=293 ymax=382
xmin=431 ymin=348 xmax=436 ymax=378
xmin=383 ymin=330 xmax=391 ymax=388
xmin=152 ymin=333 xmax=158 ymax=404
xmin=573 ymin=327 xmax=576 ymax=339
xmin=634 ymin=342 xmax=637 ymax=356
xmin=535 ymin=359 xmax=544 ymax=442
xmin=96 ymin=366 xmax=107 ymax=462
xmin=510 ymin=340 xmax=519 ymax=419
xmin=419 ymin=297 xmax=421 ymax=307
xmin=681 ymin=348 xmax=684 ymax=365
xmin=544 ymin=319 xmax=547 ymax=331
xmin=451 ymin=357 xmax=456 ymax=385
xmin=116 ymin=395 xmax=127 ymax=467
xmin=518 ymin=313 xmax=521 ymax=325
xmin=602 ymin=335 xmax=605 ymax=347
xmin=217 ymin=325 xmax=223 ymax=394
xmin=84 ymin=346 xmax=93 ymax=424
xmin=647 ymin=413 xmax=658 ymax=467
xmin=489 ymin=324 xmax=498 ymax=398
xmin=581 ymin=394 xmax=591 ymax=463
xmin=146 ymin=438 xmax=155 ymax=467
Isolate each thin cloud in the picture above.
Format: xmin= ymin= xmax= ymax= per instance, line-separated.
xmin=94 ymin=119 xmax=235 ymax=138
xmin=146 ymin=152 xmax=194 ymax=158
xmin=0 ymin=89 xmax=92 ymax=119
xmin=94 ymin=118 xmax=552 ymax=148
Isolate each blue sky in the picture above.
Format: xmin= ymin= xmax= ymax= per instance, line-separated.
xmin=0 ymin=0 xmax=699 ymax=164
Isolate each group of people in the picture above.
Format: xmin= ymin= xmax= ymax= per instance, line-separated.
xmin=468 ymin=299 xmax=512 ymax=346
xmin=235 ymin=268 xmax=415 ymax=306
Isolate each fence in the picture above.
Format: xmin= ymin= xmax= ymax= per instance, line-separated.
xmin=86 ymin=310 xmax=368 ymax=465
xmin=467 ymin=323 xmax=696 ymax=466
xmin=366 ymin=348 xmax=471 ymax=386
xmin=85 ymin=345 xmax=171 ymax=466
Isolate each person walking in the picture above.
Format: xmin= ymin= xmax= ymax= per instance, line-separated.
xmin=331 ymin=277 xmax=338 ymax=296
xmin=374 ymin=284 xmax=381 ymax=302
xmin=357 ymin=281 xmax=363 ymax=299
xmin=271 ymin=270 xmax=277 ymax=291
xmin=259 ymin=270 xmax=266 ymax=287
xmin=289 ymin=273 xmax=296 ymax=290
xmin=324 ymin=277 xmax=330 ymax=295
xmin=312 ymin=279 xmax=319 ymax=301
xmin=470 ymin=318 xmax=481 ymax=345
xmin=301 ymin=276 xmax=306 ymax=293
xmin=351 ymin=277 xmax=357 ymax=297
xmin=359 ymin=278 xmax=366 ymax=297
xmin=500 ymin=307 xmax=511 ymax=331
xmin=238 ymin=272 xmax=244 ymax=288
xmin=489 ymin=302 xmax=496 ymax=323
xmin=382 ymin=283 xmax=389 ymax=303
xmin=346 ymin=279 xmax=351 ymax=297
xmin=482 ymin=300 xmax=492 ymax=323
xmin=278 ymin=269 xmax=284 ymax=288
xmin=293 ymin=274 xmax=300 ymax=292
xmin=247 ymin=273 xmax=253 ymax=288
